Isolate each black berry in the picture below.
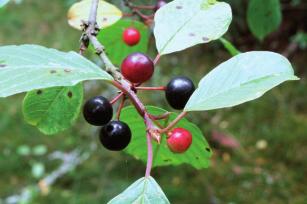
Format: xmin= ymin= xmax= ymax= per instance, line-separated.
xmin=83 ymin=96 xmax=113 ymax=126
xmin=99 ymin=121 xmax=132 ymax=151
xmin=165 ymin=76 xmax=195 ymax=110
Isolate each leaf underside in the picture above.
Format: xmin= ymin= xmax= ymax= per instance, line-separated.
xmin=0 ymin=44 xmax=112 ymax=97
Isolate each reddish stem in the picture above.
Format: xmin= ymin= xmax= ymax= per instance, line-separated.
xmin=149 ymin=112 xmax=170 ymax=120
xmin=116 ymin=96 xmax=126 ymax=120
xmin=135 ymin=86 xmax=166 ymax=91
xmin=145 ymin=131 xmax=153 ymax=177
xmin=160 ymin=112 xmax=188 ymax=133
xmin=154 ymin=54 xmax=161 ymax=65
xmin=131 ymin=5 xmax=156 ymax=10
xmin=110 ymin=92 xmax=124 ymax=105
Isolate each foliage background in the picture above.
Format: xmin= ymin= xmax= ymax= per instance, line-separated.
xmin=0 ymin=0 xmax=306 ymax=203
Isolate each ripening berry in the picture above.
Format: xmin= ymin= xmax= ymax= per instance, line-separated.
xmin=99 ymin=121 xmax=132 ymax=151
xmin=83 ymin=96 xmax=113 ymax=126
xmin=165 ymin=76 xmax=195 ymax=110
xmin=156 ymin=0 xmax=167 ymax=10
xmin=121 ymin=52 xmax=154 ymax=83
xmin=123 ymin=27 xmax=141 ymax=46
xmin=167 ymin=128 xmax=192 ymax=153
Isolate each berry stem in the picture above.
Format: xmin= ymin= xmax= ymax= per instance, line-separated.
xmin=130 ymin=5 xmax=156 ymax=10
xmin=110 ymin=92 xmax=124 ymax=105
xmin=149 ymin=112 xmax=170 ymax=120
xmin=160 ymin=111 xmax=188 ymax=133
xmin=116 ymin=96 xmax=126 ymax=120
xmin=153 ymin=54 xmax=161 ymax=65
xmin=135 ymin=86 xmax=166 ymax=91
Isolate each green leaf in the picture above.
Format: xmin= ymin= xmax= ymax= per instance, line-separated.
xmin=154 ymin=0 xmax=232 ymax=55
xmin=22 ymin=84 xmax=84 ymax=135
xmin=0 ymin=0 xmax=10 ymax=7
xmin=247 ymin=0 xmax=282 ymax=40
xmin=96 ymin=19 xmax=150 ymax=66
xmin=108 ymin=177 xmax=170 ymax=204
xmin=121 ymin=106 xmax=212 ymax=169
xmin=0 ymin=44 xmax=112 ymax=97
xmin=67 ymin=0 xmax=122 ymax=30
xmin=219 ymin=37 xmax=241 ymax=56
xmin=184 ymin=51 xmax=299 ymax=111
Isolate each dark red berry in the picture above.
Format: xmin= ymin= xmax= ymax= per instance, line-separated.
xmin=83 ymin=96 xmax=113 ymax=126
xmin=165 ymin=76 xmax=195 ymax=110
xmin=167 ymin=128 xmax=192 ymax=153
xmin=156 ymin=0 xmax=167 ymax=10
xmin=121 ymin=52 xmax=154 ymax=83
xmin=99 ymin=121 xmax=131 ymax=151
xmin=123 ymin=27 xmax=141 ymax=46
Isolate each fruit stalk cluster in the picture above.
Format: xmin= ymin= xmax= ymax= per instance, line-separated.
xmin=81 ymin=0 xmax=195 ymax=177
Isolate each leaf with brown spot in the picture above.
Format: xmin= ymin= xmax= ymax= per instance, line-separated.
xmin=23 ymin=84 xmax=84 ymax=135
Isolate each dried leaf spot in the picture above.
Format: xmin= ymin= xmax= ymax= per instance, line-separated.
xmin=176 ymin=5 xmax=183 ymax=9
xmin=36 ymin=90 xmax=43 ymax=95
xmin=50 ymin=70 xmax=57 ymax=74
xmin=67 ymin=91 xmax=73 ymax=98
xmin=0 ymin=64 xmax=6 ymax=68
xmin=64 ymin=69 xmax=72 ymax=73
xmin=205 ymin=147 xmax=211 ymax=152
xmin=103 ymin=17 xmax=108 ymax=22
xmin=202 ymin=37 xmax=210 ymax=42
xmin=189 ymin=33 xmax=196 ymax=37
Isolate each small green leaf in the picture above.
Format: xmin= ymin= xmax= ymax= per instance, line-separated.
xmin=96 ymin=19 xmax=150 ymax=66
xmin=247 ymin=0 xmax=282 ymax=40
xmin=154 ymin=0 xmax=232 ymax=55
xmin=108 ymin=177 xmax=170 ymax=204
xmin=219 ymin=37 xmax=241 ymax=56
xmin=184 ymin=51 xmax=299 ymax=111
xmin=32 ymin=145 xmax=48 ymax=156
xmin=0 ymin=44 xmax=112 ymax=97
xmin=17 ymin=145 xmax=31 ymax=156
xmin=121 ymin=106 xmax=212 ymax=169
xmin=23 ymin=84 xmax=84 ymax=135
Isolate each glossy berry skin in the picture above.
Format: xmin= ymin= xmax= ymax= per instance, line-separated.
xmin=123 ymin=27 xmax=141 ymax=46
xmin=83 ymin=96 xmax=113 ymax=126
xmin=99 ymin=121 xmax=131 ymax=151
xmin=165 ymin=76 xmax=195 ymax=110
xmin=156 ymin=0 xmax=167 ymax=10
xmin=121 ymin=53 xmax=154 ymax=83
xmin=167 ymin=128 xmax=192 ymax=153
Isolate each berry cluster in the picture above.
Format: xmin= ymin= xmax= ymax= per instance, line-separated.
xmin=83 ymin=96 xmax=131 ymax=151
xmin=83 ymin=25 xmax=196 ymax=153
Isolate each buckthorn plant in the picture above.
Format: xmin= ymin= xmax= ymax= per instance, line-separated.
xmin=0 ymin=0 xmax=300 ymax=203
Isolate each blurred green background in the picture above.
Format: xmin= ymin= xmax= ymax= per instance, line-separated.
xmin=0 ymin=0 xmax=306 ymax=203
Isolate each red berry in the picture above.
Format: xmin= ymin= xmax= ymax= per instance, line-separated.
xmin=123 ymin=27 xmax=141 ymax=46
xmin=121 ymin=53 xmax=154 ymax=83
xmin=167 ymin=128 xmax=192 ymax=153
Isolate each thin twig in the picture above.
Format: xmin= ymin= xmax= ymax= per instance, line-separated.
xmin=160 ymin=112 xmax=188 ymax=133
